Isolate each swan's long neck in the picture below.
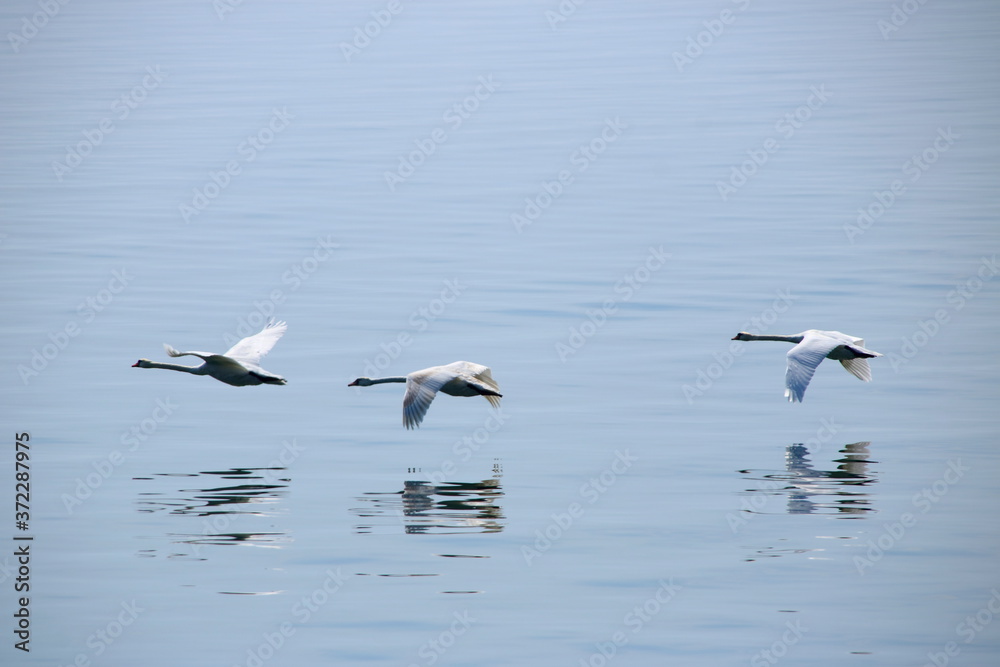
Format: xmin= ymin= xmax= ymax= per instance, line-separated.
xmin=368 ymin=376 xmax=407 ymax=384
xmin=145 ymin=361 xmax=206 ymax=374
xmin=742 ymin=334 xmax=804 ymax=344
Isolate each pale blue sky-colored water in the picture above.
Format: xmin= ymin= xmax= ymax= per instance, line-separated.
xmin=2 ymin=1 xmax=999 ymax=665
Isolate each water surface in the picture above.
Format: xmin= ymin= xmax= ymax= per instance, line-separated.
xmin=2 ymin=1 xmax=999 ymax=665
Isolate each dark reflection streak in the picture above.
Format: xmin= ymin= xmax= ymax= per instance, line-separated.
xmin=171 ymin=532 xmax=285 ymax=545
xmin=134 ymin=467 xmax=291 ymax=557
xmin=193 ymin=484 xmax=284 ymax=492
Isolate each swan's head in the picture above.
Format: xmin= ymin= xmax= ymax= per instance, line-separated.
xmin=132 ymin=359 xmax=152 ymax=368
xmin=348 ymin=377 xmax=373 ymax=387
xmin=731 ymin=332 xmax=753 ymax=341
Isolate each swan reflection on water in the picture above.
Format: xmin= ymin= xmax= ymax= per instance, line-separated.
xmin=135 ymin=467 xmax=291 ymax=557
xmin=736 ymin=442 xmax=878 ymax=562
xmin=353 ymin=464 xmax=504 ymax=535
xmin=738 ymin=442 xmax=877 ymax=518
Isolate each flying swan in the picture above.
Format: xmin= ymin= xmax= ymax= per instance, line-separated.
xmin=731 ymin=330 xmax=882 ymax=402
xmin=348 ymin=361 xmax=502 ymax=429
xmin=132 ymin=320 xmax=288 ymax=386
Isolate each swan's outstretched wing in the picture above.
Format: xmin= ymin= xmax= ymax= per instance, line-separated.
xmin=224 ymin=320 xmax=287 ymax=365
xmin=784 ymin=333 xmax=843 ymax=403
xmin=402 ymin=368 xmax=455 ymax=430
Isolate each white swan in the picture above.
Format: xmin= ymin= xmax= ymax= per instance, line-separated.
xmin=348 ymin=361 xmax=501 ymax=429
xmin=132 ymin=320 xmax=288 ymax=386
xmin=731 ymin=330 xmax=882 ymax=402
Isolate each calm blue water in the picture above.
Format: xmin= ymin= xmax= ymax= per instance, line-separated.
xmin=2 ymin=1 xmax=999 ymax=665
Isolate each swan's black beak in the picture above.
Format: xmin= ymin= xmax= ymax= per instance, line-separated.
xmin=347 ymin=380 xmax=358 ymax=386
xmin=132 ymin=361 xmax=141 ymax=367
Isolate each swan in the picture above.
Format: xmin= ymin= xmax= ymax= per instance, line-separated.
xmin=348 ymin=361 xmax=501 ymax=429
xmin=132 ymin=320 xmax=288 ymax=386
xmin=731 ymin=330 xmax=882 ymax=402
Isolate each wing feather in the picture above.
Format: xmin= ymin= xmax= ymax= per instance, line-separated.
xmin=450 ymin=362 xmax=501 ymax=406
xmin=461 ymin=376 xmax=503 ymax=406
xmin=402 ymin=369 xmax=453 ymax=429
xmin=224 ymin=320 xmax=287 ymax=365
xmin=470 ymin=365 xmax=499 ymax=392
xmin=164 ymin=344 xmax=215 ymax=361
xmin=839 ymin=357 xmax=873 ymax=382
xmin=784 ymin=333 xmax=843 ymax=403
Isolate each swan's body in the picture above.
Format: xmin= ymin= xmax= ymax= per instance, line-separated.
xmin=349 ymin=361 xmax=501 ymax=429
xmin=732 ymin=329 xmax=882 ymax=402
xmin=132 ymin=320 xmax=288 ymax=386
